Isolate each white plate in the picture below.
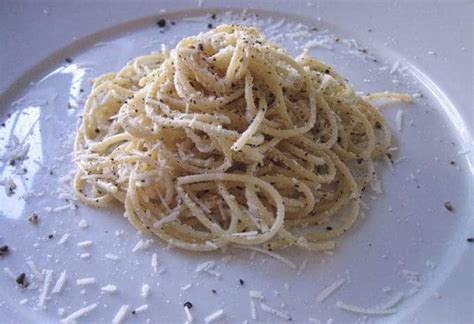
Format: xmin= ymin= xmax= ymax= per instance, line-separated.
xmin=1 ymin=1 xmax=472 ymax=323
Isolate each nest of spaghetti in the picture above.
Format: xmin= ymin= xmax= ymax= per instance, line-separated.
xmin=74 ymin=25 xmax=391 ymax=252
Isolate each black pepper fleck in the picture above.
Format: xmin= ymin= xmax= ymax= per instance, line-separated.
xmin=239 ymin=279 xmax=244 ymax=286
xmin=444 ymin=201 xmax=454 ymax=212
xmin=211 ymin=13 xmax=216 ymax=19
xmin=132 ymin=310 xmax=136 ymax=315
xmin=16 ymin=273 xmax=28 ymax=287
xmin=157 ymin=19 xmax=166 ymax=28
xmin=212 ymin=289 xmax=217 ymax=294
xmin=0 ymin=245 xmax=9 ymax=256
xmin=467 ymin=238 xmax=474 ymax=243
xmin=48 ymin=234 xmax=54 ymax=239
xmin=65 ymin=58 xmax=73 ymax=63
xmin=183 ymin=301 xmax=193 ymax=309
xmin=207 ymin=23 xmax=213 ymax=29
xmin=28 ymin=213 xmax=39 ymax=224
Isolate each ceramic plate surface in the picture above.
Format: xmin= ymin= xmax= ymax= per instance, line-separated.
xmin=0 ymin=1 xmax=472 ymax=323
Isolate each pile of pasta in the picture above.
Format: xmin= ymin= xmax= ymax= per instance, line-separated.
xmin=74 ymin=25 xmax=393 ymax=252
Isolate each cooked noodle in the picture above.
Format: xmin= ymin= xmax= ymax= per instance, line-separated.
xmin=74 ymin=25 xmax=402 ymax=252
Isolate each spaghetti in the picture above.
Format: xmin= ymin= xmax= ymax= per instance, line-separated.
xmin=74 ymin=25 xmax=400 ymax=252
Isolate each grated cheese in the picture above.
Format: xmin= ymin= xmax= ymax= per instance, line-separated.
xmin=250 ymin=300 xmax=257 ymax=320
xmin=389 ymin=61 xmax=400 ymax=75
xmin=181 ymin=283 xmax=192 ymax=291
xmin=77 ymin=241 xmax=93 ymax=248
xmin=231 ymin=231 xmax=259 ymax=237
xmin=396 ymin=110 xmax=404 ymax=131
xmin=38 ymin=270 xmax=53 ymax=309
xmin=260 ymin=303 xmax=292 ymax=321
xmin=205 ymin=241 xmax=218 ymax=249
xmin=393 ymin=156 xmax=407 ymax=164
xmin=204 ymin=269 xmax=222 ymax=277
xmin=101 ymin=284 xmax=118 ymax=293
xmin=132 ymin=239 xmax=153 ymax=252
xmin=27 ymin=260 xmax=43 ymax=281
xmin=51 ymin=270 xmax=67 ymax=294
xmin=195 ymin=260 xmax=215 ymax=273
xmin=151 ymin=253 xmax=158 ymax=273
xmin=1 ymin=176 xmax=17 ymax=196
xmin=112 ymin=305 xmax=129 ymax=324
xmin=184 ymin=305 xmax=193 ymax=322
xmin=336 ymin=300 xmax=396 ymax=315
xmin=153 ymin=208 xmax=180 ymax=228
xmin=367 ymin=163 xmax=383 ymax=194
xmin=249 ymin=290 xmax=264 ymax=300
xmin=105 ymin=253 xmax=120 ymax=261
xmin=204 ymin=309 xmax=225 ymax=323
xmin=317 ymin=278 xmax=345 ymax=302
xmin=134 ymin=304 xmax=148 ymax=313
xmin=78 ymin=219 xmax=89 ymax=228
xmin=2 ymin=141 xmax=30 ymax=163
xmin=52 ymin=205 xmax=71 ymax=212
xmin=10 ymin=96 xmax=26 ymax=106
xmin=297 ymin=259 xmax=308 ymax=275
xmin=233 ymin=245 xmax=296 ymax=269
xmin=61 ymin=303 xmax=98 ymax=323
xmin=80 ymin=253 xmax=91 ymax=259
xmin=57 ymin=233 xmax=70 ymax=245
xmin=382 ymin=155 xmax=394 ymax=171
xmin=96 ymin=180 xmax=118 ymax=194
xmin=76 ymin=277 xmax=97 ymax=286
xmin=141 ymin=283 xmax=151 ymax=298
xmin=19 ymin=298 xmax=28 ymax=305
